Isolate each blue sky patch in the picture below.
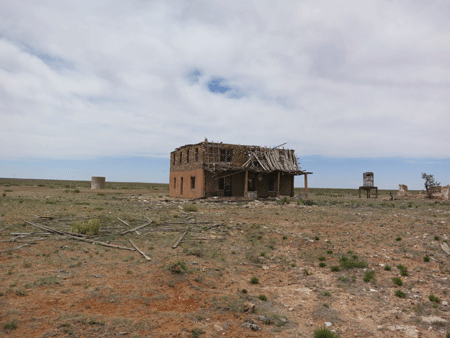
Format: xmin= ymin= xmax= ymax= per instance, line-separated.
xmin=187 ymin=69 xmax=202 ymax=83
xmin=207 ymin=78 xmax=231 ymax=93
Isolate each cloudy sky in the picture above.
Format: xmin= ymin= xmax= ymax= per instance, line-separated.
xmin=1 ymin=0 xmax=449 ymax=189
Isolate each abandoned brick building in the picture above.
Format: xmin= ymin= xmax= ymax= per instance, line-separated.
xmin=169 ymin=140 xmax=312 ymax=199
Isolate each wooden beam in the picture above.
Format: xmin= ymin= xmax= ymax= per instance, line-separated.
xmin=129 ymin=239 xmax=151 ymax=261
xmin=173 ymin=231 xmax=188 ymax=249
xmin=304 ymin=174 xmax=309 ymax=200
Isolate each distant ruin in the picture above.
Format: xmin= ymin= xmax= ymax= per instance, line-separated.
xmin=396 ymin=184 xmax=449 ymax=200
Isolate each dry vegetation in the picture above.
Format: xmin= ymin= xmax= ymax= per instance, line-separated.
xmin=1 ymin=178 xmax=450 ymax=337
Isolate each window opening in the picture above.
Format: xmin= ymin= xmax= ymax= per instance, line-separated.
xmin=218 ymin=178 xmax=224 ymax=190
xmin=220 ymin=149 xmax=232 ymax=162
xmin=191 ymin=176 xmax=195 ymax=189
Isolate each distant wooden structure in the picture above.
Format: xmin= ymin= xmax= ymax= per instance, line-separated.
xmin=359 ymin=172 xmax=377 ymax=198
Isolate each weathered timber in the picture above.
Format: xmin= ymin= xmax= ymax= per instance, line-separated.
xmin=64 ymin=235 xmax=135 ymax=251
xmin=119 ymin=222 xmax=151 ymax=235
xmin=25 ymin=221 xmax=87 ymax=238
xmin=129 ymin=239 xmax=151 ymax=261
xmin=117 ymin=218 xmax=141 ymax=235
xmin=0 ymin=243 xmax=30 ymax=253
xmin=173 ymin=231 xmax=188 ymax=249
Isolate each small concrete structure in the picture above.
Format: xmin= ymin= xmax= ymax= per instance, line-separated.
xmin=91 ymin=176 xmax=105 ymax=189
xmin=359 ymin=172 xmax=378 ymax=198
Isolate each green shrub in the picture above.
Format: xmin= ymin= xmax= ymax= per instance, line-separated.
xmin=170 ymin=261 xmax=187 ymax=274
xmin=423 ymin=256 xmax=430 ymax=262
xmin=183 ymin=204 xmax=198 ymax=212
xmin=3 ymin=320 xmax=18 ymax=331
xmin=330 ymin=266 xmax=340 ymax=272
xmin=434 ymin=235 xmax=440 ymax=241
xmin=315 ymin=236 xmax=320 ymax=241
xmin=72 ymin=219 xmax=100 ymax=235
xmin=327 ymin=250 xmax=333 ymax=254
xmin=395 ymin=290 xmax=406 ymax=298
xmin=318 ymin=256 xmax=326 ymax=261
xmin=15 ymin=289 xmax=27 ymax=296
xmin=313 ymin=327 xmax=339 ymax=338
xmin=395 ymin=237 xmax=402 ymax=241
xmin=280 ymin=197 xmax=290 ymax=204
xmin=250 ymin=277 xmax=259 ymax=284
xmin=319 ymin=262 xmax=326 ymax=268
xmin=259 ymin=294 xmax=267 ymax=301
xmin=392 ymin=277 xmax=403 ymax=286
xmin=384 ymin=265 xmax=391 ymax=271
xmin=302 ymin=199 xmax=317 ymax=206
xmin=322 ymin=291 xmax=331 ymax=297
xmin=191 ymin=328 xmax=205 ymax=337
xmin=397 ymin=265 xmax=409 ymax=276
xmin=339 ymin=256 xmax=367 ymax=269
xmin=242 ymin=289 xmax=248 ymax=294
xmin=429 ymin=294 xmax=441 ymax=303
xmin=363 ymin=270 xmax=375 ymax=283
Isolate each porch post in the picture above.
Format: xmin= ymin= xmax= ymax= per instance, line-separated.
xmin=276 ymin=171 xmax=280 ymax=197
xmin=244 ymin=170 xmax=248 ymax=198
xmin=304 ymin=174 xmax=308 ymax=200
xmin=291 ymin=175 xmax=294 ymax=197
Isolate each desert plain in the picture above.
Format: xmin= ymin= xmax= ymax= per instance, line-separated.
xmin=1 ymin=178 xmax=449 ymax=338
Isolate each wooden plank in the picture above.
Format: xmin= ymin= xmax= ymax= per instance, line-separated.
xmin=25 ymin=221 xmax=86 ymax=238
xmin=65 ymin=235 xmax=135 ymax=251
xmin=119 ymin=222 xmax=151 ymax=235
xmin=173 ymin=231 xmax=188 ymax=249
xmin=0 ymin=243 xmax=30 ymax=253
xmin=129 ymin=239 xmax=151 ymax=261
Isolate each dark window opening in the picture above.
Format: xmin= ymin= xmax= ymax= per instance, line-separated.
xmin=220 ymin=149 xmax=232 ymax=162
xmin=191 ymin=176 xmax=195 ymax=189
xmin=187 ymin=149 xmax=190 ymax=163
xmin=179 ymin=152 xmax=182 ymax=164
xmin=218 ymin=178 xmax=224 ymax=190
xmin=268 ymin=177 xmax=275 ymax=192
xmin=174 ymin=177 xmax=176 ymax=189
xmin=195 ymin=148 xmax=198 ymax=162
xmin=172 ymin=153 xmax=175 ymax=166
xmin=248 ymin=177 xmax=256 ymax=191
xmin=180 ymin=177 xmax=183 ymax=195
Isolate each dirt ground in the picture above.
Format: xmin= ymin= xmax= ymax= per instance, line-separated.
xmin=1 ymin=179 xmax=450 ymax=337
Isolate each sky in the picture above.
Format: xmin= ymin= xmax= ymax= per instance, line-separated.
xmin=0 ymin=1 xmax=449 ymax=190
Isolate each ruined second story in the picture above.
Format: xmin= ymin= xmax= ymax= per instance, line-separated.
xmin=170 ymin=139 xmax=303 ymax=174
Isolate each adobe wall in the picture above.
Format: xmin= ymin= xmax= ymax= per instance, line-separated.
xmin=169 ymin=169 xmax=205 ymax=199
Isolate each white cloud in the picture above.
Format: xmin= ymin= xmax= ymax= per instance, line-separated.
xmin=0 ymin=0 xmax=449 ymax=161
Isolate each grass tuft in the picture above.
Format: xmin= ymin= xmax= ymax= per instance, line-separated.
xmin=313 ymin=327 xmax=339 ymax=338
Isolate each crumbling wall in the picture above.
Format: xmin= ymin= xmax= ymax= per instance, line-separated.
xmin=431 ymin=185 xmax=450 ymax=200
xmin=398 ymin=184 xmax=409 ymax=197
xmin=170 ymin=143 xmax=205 ymax=173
